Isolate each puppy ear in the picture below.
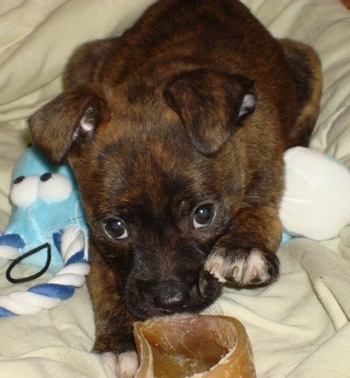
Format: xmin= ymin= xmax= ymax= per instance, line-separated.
xmin=29 ymin=85 xmax=108 ymax=164
xmin=164 ymin=69 xmax=256 ymax=156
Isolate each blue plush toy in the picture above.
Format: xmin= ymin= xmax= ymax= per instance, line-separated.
xmin=0 ymin=144 xmax=90 ymax=316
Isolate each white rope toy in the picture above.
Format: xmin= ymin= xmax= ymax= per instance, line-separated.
xmin=0 ymin=225 xmax=90 ymax=317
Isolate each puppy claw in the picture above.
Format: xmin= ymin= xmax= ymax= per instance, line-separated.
xmin=206 ymin=257 xmax=228 ymax=283
xmin=101 ymin=351 xmax=139 ymax=378
xmin=232 ymin=266 xmax=239 ymax=279
xmin=205 ymin=248 xmax=279 ymax=287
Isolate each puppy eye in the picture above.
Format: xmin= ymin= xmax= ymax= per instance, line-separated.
xmin=103 ymin=218 xmax=129 ymax=240
xmin=193 ymin=204 xmax=216 ymax=228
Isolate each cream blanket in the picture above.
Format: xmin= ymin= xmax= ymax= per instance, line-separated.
xmin=0 ymin=1 xmax=349 ymax=377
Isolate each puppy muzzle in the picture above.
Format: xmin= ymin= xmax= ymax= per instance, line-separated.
xmin=150 ymin=280 xmax=192 ymax=314
xmin=126 ymin=270 xmax=222 ymax=319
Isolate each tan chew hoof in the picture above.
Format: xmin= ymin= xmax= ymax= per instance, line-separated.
xmin=134 ymin=314 xmax=256 ymax=378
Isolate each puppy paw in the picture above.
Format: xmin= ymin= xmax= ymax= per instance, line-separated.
xmin=102 ymin=351 xmax=139 ymax=378
xmin=101 ymin=352 xmax=119 ymax=375
xmin=205 ymin=247 xmax=279 ymax=287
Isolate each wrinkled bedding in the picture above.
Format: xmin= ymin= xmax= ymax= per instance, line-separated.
xmin=0 ymin=1 xmax=350 ymax=377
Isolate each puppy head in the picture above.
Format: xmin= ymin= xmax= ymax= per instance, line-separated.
xmin=29 ymin=69 xmax=256 ymax=319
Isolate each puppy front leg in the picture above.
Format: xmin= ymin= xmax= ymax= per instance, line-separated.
xmin=92 ymin=300 xmax=138 ymax=378
xmin=205 ymin=206 xmax=281 ymax=287
xmin=88 ymin=248 xmax=138 ymax=377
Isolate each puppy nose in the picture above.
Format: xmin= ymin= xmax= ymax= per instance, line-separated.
xmin=153 ymin=281 xmax=189 ymax=314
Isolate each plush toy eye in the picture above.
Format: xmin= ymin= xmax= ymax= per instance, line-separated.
xmin=103 ymin=218 xmax=129 ymax=240
xmin=38 ymin=173 xmax=72 ymax=203
xmin=193 ymin=204 xmax=216 ymax=228
xmin=10 ymin=175 xmax=40 ymax=207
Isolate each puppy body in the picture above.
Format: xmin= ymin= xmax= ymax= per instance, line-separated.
xmin=29 ymin=0 xmax=322 ymax=366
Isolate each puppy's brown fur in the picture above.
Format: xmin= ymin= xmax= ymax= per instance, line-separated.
xmin=29 ymin=0 xmax=322 ymax=368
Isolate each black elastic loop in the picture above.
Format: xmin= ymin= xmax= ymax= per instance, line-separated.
xmin=6 ymin=243 xmax=51 ymax=284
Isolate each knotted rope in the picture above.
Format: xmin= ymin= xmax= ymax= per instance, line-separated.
xmin=0 ymin=226 xmax=89 ymax=317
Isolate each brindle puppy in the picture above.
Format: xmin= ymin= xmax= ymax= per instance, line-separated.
xmin=29 ymin=0 xmax=322 ymax=375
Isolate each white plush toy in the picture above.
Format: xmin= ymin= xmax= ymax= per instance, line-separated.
xmin=280 ymin=147 xmax=350 ymax=241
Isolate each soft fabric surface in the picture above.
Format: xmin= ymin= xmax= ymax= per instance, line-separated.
xmin=0 ymin=0 xmax=349 ymax=376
